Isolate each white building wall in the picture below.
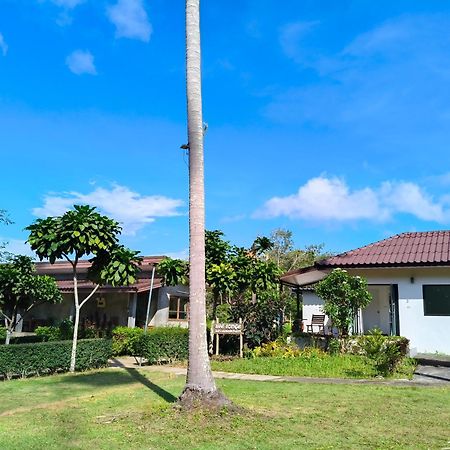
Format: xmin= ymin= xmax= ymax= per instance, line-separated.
xmin=150 ymin=285 xmax=189 ymax=328
xmin=301 ymin=267 xmax=450 ymax=354
xmin=348 ymin=268 xmax=450 ymax=354
xmin=302 ymin=291 xmax=330 ymax=333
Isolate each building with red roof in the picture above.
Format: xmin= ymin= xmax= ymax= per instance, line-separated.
xmin=281 ymin=231 xmax=450 ymax=355
xmin=14 ymin=256 xmax=189 ymax=334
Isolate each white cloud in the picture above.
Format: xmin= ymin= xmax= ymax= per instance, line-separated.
xmin=0 ymin=238 xmax=36 ymax=259
xmin=107 ymin=0 xmax=152 ymax=42
xmin=33 ymin=184 xmax=184 ymax=235
xmin=269 ymin=14 xmax=450 ymax=139
xmin=279 ymin=21 xmax=319 ymax=64
xmin=256 ymin=176 xmax=450 ymax=224
xmin=165 ymin=248 xmax=189 ymax=261
xmin=0 ymin=33 xmax=8 ymax=56
xmin=380 ymin=182 xmax=445 ymax=222
xmin=66 ymin=50 xmax=97 ymax=75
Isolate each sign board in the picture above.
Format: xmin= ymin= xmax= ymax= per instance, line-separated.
xmin=213 ymin=322 xmax=243 ymax=335
xmin=211 ymin=318 xmax=244 ymax=358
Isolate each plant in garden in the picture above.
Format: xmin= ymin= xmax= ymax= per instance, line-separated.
xmin=0 ymin=339 xmax=111 ymax=380
xmin=0 ymin=255 xmax=62 ymax=344
xmin=315 ymin=268 xmax=372 ymax=337
xmin=26 ymin=205 xmax=141 ymax=372
xmin=111 ymin=326 xmax=144 ymax=356
xmin=360 ymin=328 xmax=404 ymax=376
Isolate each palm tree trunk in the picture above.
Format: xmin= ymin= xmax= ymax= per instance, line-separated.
xmin=179 ymin=0 xmax=230 ymax=408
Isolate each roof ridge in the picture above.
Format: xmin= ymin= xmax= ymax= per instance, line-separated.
xmin=317 ymin=230 xmax=450 ymax=268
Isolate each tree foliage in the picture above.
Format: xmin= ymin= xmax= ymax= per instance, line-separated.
xmin=315 ymin=268 xmax=372 ymax=337
xmin=26 ymin=204 xmax=141 ymax=371
xmin=0 ymin=255 xmax=62 ymax=344
xmin=162 ymin=230 xmax=283 ymax=347
xmin=158 ymin=257 xmax=188 ymax=286
xmin=267 ymin=228 xmax=330 ymax=272
xmin=0 ymin=209 xmax=12 ymax=262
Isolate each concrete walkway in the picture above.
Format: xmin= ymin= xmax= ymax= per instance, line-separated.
xmin=110 ymin=357 xmax=450 ymax=387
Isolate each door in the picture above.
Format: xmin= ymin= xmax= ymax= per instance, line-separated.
xmin=364 ymin=285 xmax=391 ymax=334
xmin=389 ymin=284 xmax=400 ymax=336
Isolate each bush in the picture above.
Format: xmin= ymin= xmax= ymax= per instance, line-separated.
xmin=35 ymin=326 xmax=61 ymax=341
xmin=0 ymin=326 xmax=6 ymax=341
xmin=112 ymin=326 xmax=144 ymax=356
xmin=59 ymin=319 xmax=74 ymax=340
xmin=0 ymin=338 xmax=112 ymax=380
xmin=327 ymin=338 xmax=341 ymax=356
xmin=251 ymin=340 xmax=301 ymax=358
xmin=341 ymin=331 xmax=409 ymax=359
xmin=359 ymin=328 xmax=408 ymax=376
xmin=140 ymin=327 xmax=188 ymax=364
xmin=250 ymin=339 xmax=327 ymax=359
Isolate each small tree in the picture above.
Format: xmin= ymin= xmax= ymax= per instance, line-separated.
xmin=26 ymin=205 xmax=141 ymax=372
xmin=158 ymin=257 xmax=188 ymax=286
xmin=315 ymin=268 xmax=372 ymax=337
xmin=0 ymin=255 xmax=62 ymax=344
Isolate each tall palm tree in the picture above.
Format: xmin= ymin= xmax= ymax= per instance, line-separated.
xmin=179 ymin=0 xmax=229 ymax=408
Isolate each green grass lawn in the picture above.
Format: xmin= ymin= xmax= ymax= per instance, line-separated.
xmin=210 ymin=355 xmax=417 ymax=379
xmin=0 ymin=368 xmax=449 ymax=449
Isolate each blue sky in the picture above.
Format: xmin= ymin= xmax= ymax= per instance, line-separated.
xmin=2 ymin=0 xmax=450 ymax=259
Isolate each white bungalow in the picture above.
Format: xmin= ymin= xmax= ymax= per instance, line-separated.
xmin=281 ymin=231 xmax=450 ymax=355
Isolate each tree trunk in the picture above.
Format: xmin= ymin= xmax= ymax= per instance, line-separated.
xmin=5 ymin=329 xmax=11 ymax=345
xmin=70 ymin=270 xmax=79 ymax=373
xmin=179 ymin=0 xmax=230 ymax=409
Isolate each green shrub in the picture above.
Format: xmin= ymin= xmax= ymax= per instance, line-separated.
xmin=0 ymin=339 xmax=112 ymax=380
xmin=140 ymin=327 xmax=188 ymax=364
xmin=35 ymin=326 xmax=61 ymax=342
xmin=341 ymin=331 xmax=409 ymax=359
xmin=250 ymin=340 xmax=327 ymax=359
xmin=0 ymin=326 xmax=6 ymax=341
xmin=359 ymin=328 xmax=407 ymax=376
xmin=327 ymin=338 xmax=341 ymax=356
xmin=112 ymin=326 xmax=144 ymax=356
xmin=59 ymin=319 xmax=74 ymax=340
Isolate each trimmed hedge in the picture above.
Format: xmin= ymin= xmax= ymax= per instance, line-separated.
xmin=112 ymin=326 xmax=144 ymax=356
xmin=0 ymin=339 xmax=112 ymax=380
xmin=140 ymin=327 xmax=188 ymax=364
xmin=0 ymin=327 xmax=5 ymax=341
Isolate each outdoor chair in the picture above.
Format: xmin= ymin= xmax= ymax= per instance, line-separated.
xmin=306 ymin=314 xmax=326 ymax=334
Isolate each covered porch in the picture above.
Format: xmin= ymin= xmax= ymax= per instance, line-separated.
xmin=281 ymin=268 xmax=400 ymax=336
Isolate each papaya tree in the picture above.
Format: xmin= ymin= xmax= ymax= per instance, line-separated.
xmin=26 ymin=205 xmax=141 ymax=372
xmin=0 ymin=255 xmax=62 ymax=344
xmin=315 ymin=268 xmax=372 ymax=337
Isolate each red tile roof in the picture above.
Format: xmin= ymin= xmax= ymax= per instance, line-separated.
xmin=36 ymin=256 xmax=165 ymax=275
xmin=318 ymin=231 xmax=450 ymax=268
xmin=56 ymin=278 xmax=162 ymax=294
xmin=36 ymin=256 xmax=166 ymax=293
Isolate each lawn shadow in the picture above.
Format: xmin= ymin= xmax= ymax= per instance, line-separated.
xmin=58 ymin=361 xmax=178 ymax=403
xmin=123 ymin=367 xmax=178 ymax=403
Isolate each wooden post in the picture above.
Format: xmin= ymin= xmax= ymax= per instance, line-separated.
xmin=215 ymin=317 xmax=219 ymax=355
xmin=239 ymin=318 xmax=243 ymax=358
xmin=209 ymin=320 xmax=215 ymax=355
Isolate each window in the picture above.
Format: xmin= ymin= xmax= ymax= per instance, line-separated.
xmin=169 ymin=296 xmax=189 ymax=320
xmin=423 ymin=285 xmax=450 ymax=316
